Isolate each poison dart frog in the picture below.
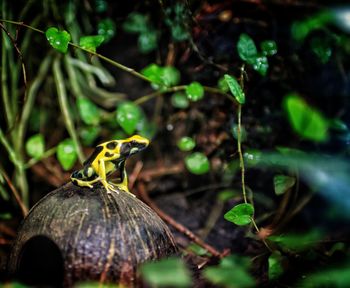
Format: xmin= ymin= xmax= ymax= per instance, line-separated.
xmin=70 ymin=135 xmax=149 ymax=194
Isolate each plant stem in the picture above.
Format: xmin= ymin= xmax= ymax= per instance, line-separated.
xmin=237 ymin=104 xmax=247 ymax=203
xmin=53 ymin=57 xmax=85 ymax=163
xmin=24 ymin=146 xmax=57 ymax=169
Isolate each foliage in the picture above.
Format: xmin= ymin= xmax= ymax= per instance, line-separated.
xmin=184 ymin=152 xmax=210 ymax=175
xmin=140 ymin=257 xmax=192 ymax=287
xmin=224 ymin=203 xmax=254 ymax=226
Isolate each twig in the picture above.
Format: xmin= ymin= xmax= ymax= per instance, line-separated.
xmin=0 ymin=167 xmax=28 ymax=217
xmin=139 ymin=162 xmax=184 ymax=182
xmin=137 ymin=182 xmax=224 ymax=258
xmin=128 ymin=161 xmax=144 ymax=191
xmin=0 ymin=223 xmax=16 ymax=238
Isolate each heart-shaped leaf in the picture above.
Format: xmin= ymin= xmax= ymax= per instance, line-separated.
xmin=57 ymin=139 xmax=78 ymax=170
xmin=224 ymin=203 xmax=254 ymax=226
xmin=185 ymin=82 xmax=204 ymax=102
xmin=25 ymin=134 xmax=45 ymax=159
xmin=79 ymin=35 xmax=105 ymax=53
xmin=224 ymin=74 xmax=245 ymax=104
xmin=116 ymin=102 xmax=142 ymax=135
xmin=45 ymin=27 xmax=71 ymax=53
xmin=251 ymin=55 xmax=269 ymax=76
xmin=97 ymin=18 xmax=116 ymax=42
xmin=261 ymin=40 xmax=278 ymax=56
xmin=185 ymin=152 xmax=210 ymax=175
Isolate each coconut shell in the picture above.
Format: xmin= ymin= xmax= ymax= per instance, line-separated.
xmin=8 ymin=183 xmax=178 ymax=287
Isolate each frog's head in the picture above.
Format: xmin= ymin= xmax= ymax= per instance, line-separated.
xmin=119 ymin=135 xmax=150 ymax=159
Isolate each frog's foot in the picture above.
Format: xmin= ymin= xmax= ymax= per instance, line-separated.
xmin=115 ymin=183 xmax=136 ymax=197
xmin=101 ymin=180 xmax=119 ymax=194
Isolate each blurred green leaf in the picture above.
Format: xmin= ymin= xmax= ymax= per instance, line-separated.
xmin=0 ymin=212 xmax=12 ymax=220
xmin=138 ymin=30 xmax=158 ymax=53
xmin=141 ymin=63 xmax=163 ymax=86
xmin=204 ymin=255 xmax=255 ymax=288
xmin=171 ymin=92 xmax=189 ymax=109
xmin=25 ymin=134 xmax=45 ymax=159
xmin=251 ymin=55 xmax=269 ymax=76
xmin=97 ymin=18 xmax=116 ymax=42
xmin=161 ymin=66 xmax=181 ymax=87
xmin=140 ymin=257 xmax=192 ymax=287
xmin=95 ymin=0 xmax=108 ymax=13
xmin=45 ymin=27 xmax=71 ymax=53
xmin=268 ymin=251 xmax=284 ymax=281
xmin=79 ymin=35 xmax=105 ymax=53
xmin=237 ymin=33 xmax=258 ymax=62
xmin=77 ymin=98 xmax=100 ymax=125
xmin=244 ymin=150 xmax=263 ymax=166
xmin=57 ymin=139 xmax=78 ymax=170
xmin=185 ymin=82 xmax=204 ymax=101
xmin=261 ymin=40 xmax=278 ymax=56
xmin=291 ymin=11 xmax=333 ymax=42
xmin=217 ymin=189 xmax=239 ymax=202
xmin=0 ymin=184 xmax=10 ymax=201
xmin=224 ymin=74 xmax=245 ymax=104
xmin=177 ymin=137 xmax=196 ymax=151
xmin=75 ymin=282 xmax=119 ymax=288
xmin=123 ymin=12 xmax=149 ymax=33
xmin=79 ymin=126 xmax=100 ymax=146
xmin=185 ymin=152 xmax=210 ymax=175
xmin=187 ymin=243 xmax=209 ymax=256
xmin=137 ymin=115 xmax=157 ymax=139
xmin=217 ymin=76 xmax=229 ymax=92
xmin=274 ymin=175 xmax=296 ymax=196
xmin=269 ymin=230 xmax=323 ymax=252
xmin=231 ymin=124 xmax=247 ymax=142
xmin=283 ymin=93 xmax=329 ymax=142
xmin=116 ymin=102 xmax=142 ymax=135
xmin=299 ymin=263 xmax=350 ymax=288
xmin=310 ymin=37 xmax=332 ymax=64
xmin=224 ymin=203 xmax=254 ymax=226
xmin=170 ymin=24 xmax=190 ymax=42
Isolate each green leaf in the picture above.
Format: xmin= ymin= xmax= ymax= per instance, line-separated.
xmin=204 ymin=256 xmax=255 ymax=288
xmin=283 ymin=93 xmax=329 ymax=142
xmin=217 ymin=189 xmax=238 ymax=202
xmin=57 ymin=139 xmax=78 ymax=170
xmin=310 ymin=37 xmax=332 ymax=64
xmin=268 ymin=252 xmax=284 ymax=281
xmin=0 ymin=212 xmax=12 ymax=220
xmin=217 ymin=76 xmax=229 ymax=92
xmin=161 ymin=66 xmax=181 ymax=87
xmin=45 ymin=27 xmax=71 ymax=53
xmin=95 ymin=0 xmax=108 ymax=13
xmin=79 ymin=126 xmax=100 ymax=146
xmin=25 ymin=134 xmax=45 ymax=159
xmin=300 ymin=264 xmax=350 ymax=288
xmin=237 ymin=33 xmax=258 ymax=62
xmin=171 ymin=92 xmax=189 ymax=109
xmin=268 ymin=230 xmax=323 ymax=252
xmin=244 ymin=150 xmax=262 ymax=166
xmin=79 ymin=35 xmax=105 ymax=53
xmin=177 ymin=137 xmax=196 ymax=151
xmin=185 ymin=152 xmax=210 ymax=175
xmin=116 ymin=102 xmax=142 ymax=135
xmin=224 ymin=203 xmax=254 ymax=226
xmin=97 ymin=18 xmax=116 ymax=42
xmin=187 ymin=243 xmax=209 ymax=256
xmin=141 ymin=63 xmax=163 ymax=85
xmin=231 ymin=124 xmax=247 ymax=142
xmin=274 ymin=175 xmax=296 ymax=195
xmin=171 ymin=24 xmax=190 ymax=42
xmin=251 ymin=55 xmax=269 ymax=76
xmin=138 ymin=30 xmax=158 ymax=53
xmin=185 ymin=82 xmax=204 ymax=101
xmin=224 ymin=74 xmax=245 ymax=104
xmin=261 ymin=40 xmax=278 ymax=56
xmin=123 ymin=12 xmax=149 ymax=33
xmin=140 ymin=257 xmax=192 ymax=287
xmin=77 ymin=97 xmax=100 ymax=125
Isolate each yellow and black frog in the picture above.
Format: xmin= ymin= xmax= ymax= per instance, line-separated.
xmin=70 ymin=135 xmax=149 ymax=194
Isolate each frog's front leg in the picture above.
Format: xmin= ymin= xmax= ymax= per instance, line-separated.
xmin=116 ymin=160 xmax=135 ymax=197
xmin=98 ymin=159 xmax=119 ymax=194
